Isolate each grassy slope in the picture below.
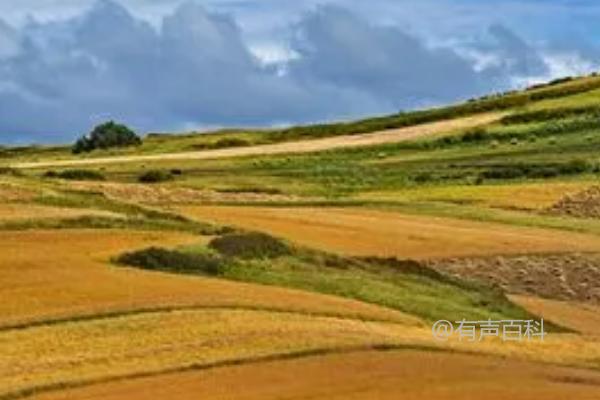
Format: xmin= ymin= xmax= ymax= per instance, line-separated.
xmin=4 ymin=73 xmax=600 ymax=163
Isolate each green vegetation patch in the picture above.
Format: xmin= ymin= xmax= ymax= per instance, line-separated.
xmin=138 ymin=169 xmax=175 ymax=183
xmin=208 ymin=232 xmax=293 ymax=259
xmin=116 ymin=247 xmax=223 ymax=276
xmin=115 ymin=238 xmax=544 ymax=325
xmin=44 ymin=169 xmax=106 ymax=181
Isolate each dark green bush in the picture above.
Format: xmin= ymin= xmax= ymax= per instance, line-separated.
xmin=116 ymin=247 xmax=223 ymax=275
xmin=461 ymin=127 xmax=489 ymax=143
xmin=209 ymin=232 xmax=292 ymax=259
xmin=559 ymin=159 xmax=591 ymax=175
xmin=212 ymin=138 xmax=251 ymax=149
xmin=73 ymin=121 xmax=141 ymax=154
xmin=44 ymin=169 xmax=106 ymax=181
xmin=138 ymin=170 xmax=174 ymax=183
xmin=479 ymin=160 xmax=592 ymax=181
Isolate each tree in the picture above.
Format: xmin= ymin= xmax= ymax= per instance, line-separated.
xmin=72 ymin=121 xmax=141 ymax=154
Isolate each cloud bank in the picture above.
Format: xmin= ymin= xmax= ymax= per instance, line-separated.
xmin=0 ymin=0 xmax=593 ymax=143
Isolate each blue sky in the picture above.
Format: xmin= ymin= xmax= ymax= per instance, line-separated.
xmin=1 ymin=0 xmax=599 ymax=144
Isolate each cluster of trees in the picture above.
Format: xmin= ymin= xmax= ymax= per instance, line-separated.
xmin=73 ymin=121 xmax=141 ymax=154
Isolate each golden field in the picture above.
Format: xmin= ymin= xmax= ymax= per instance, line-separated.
xmin=178 ymin=206 xmax=600 ymax=259
xmin=32 ymin=351 xmax=600 ymax=400
xmin=0 ymin=229 xmax=415 ymax=328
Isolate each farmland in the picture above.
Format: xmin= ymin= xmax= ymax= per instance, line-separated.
xmin=2 ymin=74 xmax=600 ymax=399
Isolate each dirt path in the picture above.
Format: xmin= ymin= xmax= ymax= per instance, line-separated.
xmin=179 ymin=206 xmax=600 ymax=259
xmin=12 ymin=113 xmax=500 ymax=169
xmin=35 ymin=350 xmax=600 ymax=400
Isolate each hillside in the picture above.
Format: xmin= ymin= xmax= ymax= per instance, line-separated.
xmin=2 ymin=73 xmax=600 ymax=399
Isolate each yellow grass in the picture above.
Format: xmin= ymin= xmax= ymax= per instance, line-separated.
xmin=357 ymin=181 xmax=591 ymax=210
xmin=0 ymin=230 xmax=414 ymax=327
xmin=0 ymin=310 xmax=417 ymax=396
xmin=0 ymin=203 xmax=123 ymax=221
xmin=12 ymin=113 xmax=502 ymax=169
xmin=511 ymin=295 xmax=600 ymax=336
xmin=178 ymin=206 xmax=600 ymax=259
xmin=3 ymin=309 xmax=600 ymax=399
xmin=34 ymin=350 xmax=600 ymax=400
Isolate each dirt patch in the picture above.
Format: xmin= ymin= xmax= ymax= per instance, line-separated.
xmin=179 ymin=206 xmax=600 ymax=259
xmin=548 ymin=185 xmax=600 ymax=218
xmin=67 ymin=182 xmax=297 ymax=205
xmin=34 ymin=350 xmax=600 ymax=400
xmin=13 ymin=113 xmax=502 ymax=169
xmin=428 ymin=253 xmax=600 ymax=304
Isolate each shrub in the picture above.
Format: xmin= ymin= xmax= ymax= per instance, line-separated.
xmin=212 ymin=138 xmax=251 ymax=149
xmin=209 ymin=232 xmax=292 ymax=259
xmin=0 ymin=167 xmax=22 ymax=177
xmin=461 ymin=127 xmax=488 ymax=143
xmin=73 ymin=121 xmax=141 ymax=154
xmin=138 ymin=170 xmax=174 ymax=183
xmin=115 ymin=247 xmax=223 ymax=276
xmin=44 ymin=169 xmax=105 ymax=181
xmin=559 ymin=159 xmax=591 ymax=175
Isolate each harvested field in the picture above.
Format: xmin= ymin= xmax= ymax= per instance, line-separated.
xmin=428 ymin=253 xmax=600 ymax=304
xmin=511 ymin=295 xmax=600 ymax=335
xmin=0 ymin=203 xmax=123 ymax=221
xmin=0 ymin=230 xmax=414 ymax=327
xmin=12 ymin=113 xmax=502 ymax=169
xmin=66 ymin=181 xmax=297 ymax=205
xmin=4 ymin=308 xmax=600 ymax=399
xmin=359 ymin=182 xmax=591 ymax=211
xmin=32 ymin=350 xmax=600 ymax=400
xmin=178 ymin=206 xmax=600 ymax=259
xmin=0 ymin=182 xmax=38 ymax=202
xmin=0 ymin=310 xmax=424 ymax=398
xmin=549 ymin=185 xmax=600 ymax=218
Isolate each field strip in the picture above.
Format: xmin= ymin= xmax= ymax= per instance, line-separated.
xmin=0 ymin=204 xmax=123 ymax=221
xmin=29 ymin=350 xmax=600 ymax=400
xmin=0 ymin=309 xmax=447 ymax=399
xmin=0 ymin=304 xmax=420 ymax=333
xmin=511 ymin=295 xmax=600 ymax=336
xmin=0 ymin=345 xmax=454 ymax=400
xmin=11 ymin=113 xmax=501 ymax=169
xmin=177 ymin=206 xmax=600 ymax=259
xmin=2 ymin=309 xmax=600 ymax=400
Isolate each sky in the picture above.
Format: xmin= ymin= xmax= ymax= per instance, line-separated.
xmin=1 ymin=0 xmax=600 ymax=144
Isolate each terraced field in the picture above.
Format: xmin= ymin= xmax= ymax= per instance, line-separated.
xmin=178 ymin=206 xmax=600 ymax=259
xmin=4 ymin=75 xmax=600 ymax=399
xmin=0 ymin=230 xmax=412 ymax=328
xmin=32 ymin=351 xmax=600 ymax=400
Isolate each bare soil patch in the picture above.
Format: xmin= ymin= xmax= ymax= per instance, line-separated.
xmin=428 ymin=253 xmax=600 ymax=304
xmin=548 ymin=185 xmax=600 ymax=218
